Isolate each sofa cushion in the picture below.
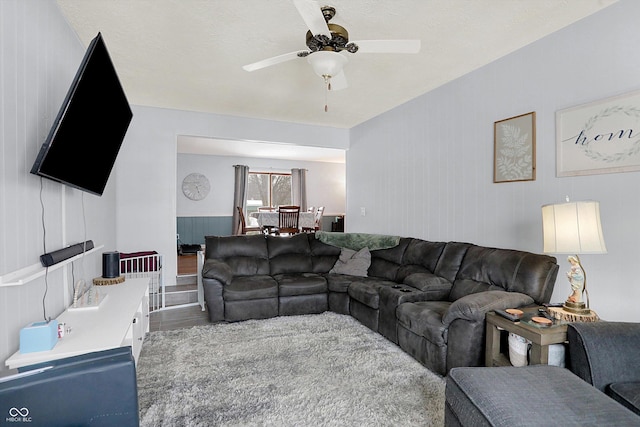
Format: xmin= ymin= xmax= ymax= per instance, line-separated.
xmin=397 ymin=239 xmax=446 ymax=281
xmin=275 ymin=273 xmax=327 ymax=297
xmin=446 ymin=365 xmax=640 ymax=427
xmin=225 ymin=257 xmax=272 ymax=277
xmin=348 ymin=280 xmax=381 ymax=309
xmin=450 ymin=245 xmax=558 ymax=304
xmin=270 ymin=253 xmax=314 ymax=275
xmin=206 ymin=234 xmax=267 ymax=259
xmin=329 ymin=247 xmax=371 ymax=276
xmin=368 ymin=238 xmax=411 ymax=280
xmin=223 ymin=275 xmax=278 ymax=301
xmin=433 ymin=242 xmax=471 ymax=283
xmin=347 ymin=278 xmax=397 ymax=309
xmin=325 ymin=273 xmax=357 ymax=293
xmin=307 ymin=234 xmax=341 ymax=273
xmin=403 ymin=272 xmax=452 ymax=299
xmin=396 ymin=301 xmax=451 ymax=345
xmin=448 ymin=278 xmax=503 ymax=301
xmin=268 ymin=234 xmax=313 ymax=275
xmin=267 ymin=234 xmax=310 ymax=257
xmin=608 ymin=382 xmax=640 ymax=416
xmin=205 ymin=235 xmax=270 ymax=276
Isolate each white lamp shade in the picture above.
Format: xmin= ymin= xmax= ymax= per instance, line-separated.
xmin=307 ymin=51 xmax=348 ymax=78
xmin=542 ymin=201 xmax=607 ymax=254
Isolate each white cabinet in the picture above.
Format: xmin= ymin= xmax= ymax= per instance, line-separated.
xmin=5 ymin=278 xmax=150 ymax=370
xmin=126 ymin=287 xmax=149 ymax=362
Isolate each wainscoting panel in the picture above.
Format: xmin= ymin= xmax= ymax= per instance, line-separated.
xmin=177 ymin=216 xmax=233 ymax=245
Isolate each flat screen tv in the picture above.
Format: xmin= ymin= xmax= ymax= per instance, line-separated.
xmin=31 ymin=32 xmax=133 ymax=196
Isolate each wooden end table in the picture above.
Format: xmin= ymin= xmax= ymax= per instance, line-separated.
xmin=485 ymin=307 xmax=568 ymax=367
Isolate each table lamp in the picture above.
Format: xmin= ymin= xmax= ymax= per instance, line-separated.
xmin=541 ymin=199 xmax=607 ymax=315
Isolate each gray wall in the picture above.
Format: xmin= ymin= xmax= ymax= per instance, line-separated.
xmin=176 ymin=153 xmax=345 ymax=218
xmin=0 ymin=1 xmax=118 ymax=371
xmin=176 ymin=152 xmax=346 ymax=241
xmin=347 ymin=0 xmax=640 ymax=322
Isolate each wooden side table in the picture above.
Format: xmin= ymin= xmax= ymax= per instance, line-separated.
xmin=485 ymin=307 xmax=568 ymax=367
xmin=548 ymin=306 xmax=599 ymax=323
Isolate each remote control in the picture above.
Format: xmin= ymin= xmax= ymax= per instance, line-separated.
xmin=537 ymin=308 xmax=555 ymax=321
xmin=543 ymin=302 xmax=564 ymax=308
xmin=494 ymin=309 xmax=521 ymax=322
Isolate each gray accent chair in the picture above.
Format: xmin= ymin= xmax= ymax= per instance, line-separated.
xmin=567 ymin=321 xmax=640 ymax=416
xmin=444 ymin=321 xmax=640 ymax=426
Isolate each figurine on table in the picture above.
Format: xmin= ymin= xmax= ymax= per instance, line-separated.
xmin=566 ymin=255 xmax=585 ymax=303
xmin=562 ymin=254 xmax=592 ymax=315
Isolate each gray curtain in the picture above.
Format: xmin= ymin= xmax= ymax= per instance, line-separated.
xmin=291 ymin=168 xmax=307 ymax=211
xmin=232 ymin=165 xmax=249 ymax=235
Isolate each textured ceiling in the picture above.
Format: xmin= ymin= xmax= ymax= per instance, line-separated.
xmin=56 ymin=0 xmax=616 ymax=160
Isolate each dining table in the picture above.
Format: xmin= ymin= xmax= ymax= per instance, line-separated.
xmin=250 ymin=211 xmax=315 ymax=230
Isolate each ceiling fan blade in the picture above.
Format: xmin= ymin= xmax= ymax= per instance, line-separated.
xmin=330 ymin=71 xmax=348 ymax=91
xmin=293 ymin=0 xmax=331 ymax=38
xmin=242 ymin=51 xmax=301 ymax=72
xmin=351 ymin=40 xmax=421 ymax=54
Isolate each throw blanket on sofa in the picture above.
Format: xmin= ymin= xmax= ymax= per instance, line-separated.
xmin=315 ymin=231 xmax=401 ymax=251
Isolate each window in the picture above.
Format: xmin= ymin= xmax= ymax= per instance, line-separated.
xmin=246 ymin=172 xmax=291 ymax=213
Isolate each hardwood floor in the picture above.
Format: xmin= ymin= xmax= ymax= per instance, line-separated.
xmin=149 ymin=304 xmax=210 ymax=332
xmin=177 ymin=254 xmax=198 ymax=275
xmin=148 ymin=253 xmax=209 ymax=331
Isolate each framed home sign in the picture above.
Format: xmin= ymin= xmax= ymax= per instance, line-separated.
xmin=494 ymin=111 xmax=536 ymax=183
xmin=556 ymin=89 xmax=640 ymax=177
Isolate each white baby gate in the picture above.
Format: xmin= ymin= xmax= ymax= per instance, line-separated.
xmin=119 ymin=253 xmax=164 ymax=311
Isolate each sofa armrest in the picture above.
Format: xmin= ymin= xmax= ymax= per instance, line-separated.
xmin=443 ymin=290 xmax=534 ymax=325
xmin=201 ymin=259 xmax=233 ymax=286
xmin=568 ymin=322 xmax=640 ymax=392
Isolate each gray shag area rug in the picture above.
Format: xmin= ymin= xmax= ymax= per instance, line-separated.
xmin=137 ymin=312 xmax=445 ymax=426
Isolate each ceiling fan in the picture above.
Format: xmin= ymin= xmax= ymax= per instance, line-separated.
xmin=242 ymin=0 xmax=421 ymax=103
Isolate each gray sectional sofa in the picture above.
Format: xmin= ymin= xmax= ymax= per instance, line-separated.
xmin=201 ymin=232 xmax=559 ymax=375
xmin=445 ymin=321 xmax=640 ymax=426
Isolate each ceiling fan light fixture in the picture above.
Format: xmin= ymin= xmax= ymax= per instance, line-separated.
xmin=307 ymin=51 xmax=348 ymax=78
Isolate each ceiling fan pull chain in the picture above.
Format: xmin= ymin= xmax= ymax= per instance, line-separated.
xmin=324 ymin=75 xmax=330 ymax=112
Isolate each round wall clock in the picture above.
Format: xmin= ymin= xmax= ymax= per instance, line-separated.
xmin=182 ymin=173 xmax=210 ymax=201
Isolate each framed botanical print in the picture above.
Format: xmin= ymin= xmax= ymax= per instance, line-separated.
xmin=494 ymin=111 xmax=536 ymax=183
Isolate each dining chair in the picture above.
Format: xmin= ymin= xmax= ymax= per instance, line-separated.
xmin=274 ymin=205 xmax=300 ymax=235
xmin=237 ymin=206 xmax=262 ymax=235
xmin=302 ymin=206 xmax=322 ymax=232
xmin=304 ymin=207 xmax=316 ymax=230
xmin=257 ymin=206 xmax=276 ymax=234
xmin=313 ymin=206 xmax=325 ymax=231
